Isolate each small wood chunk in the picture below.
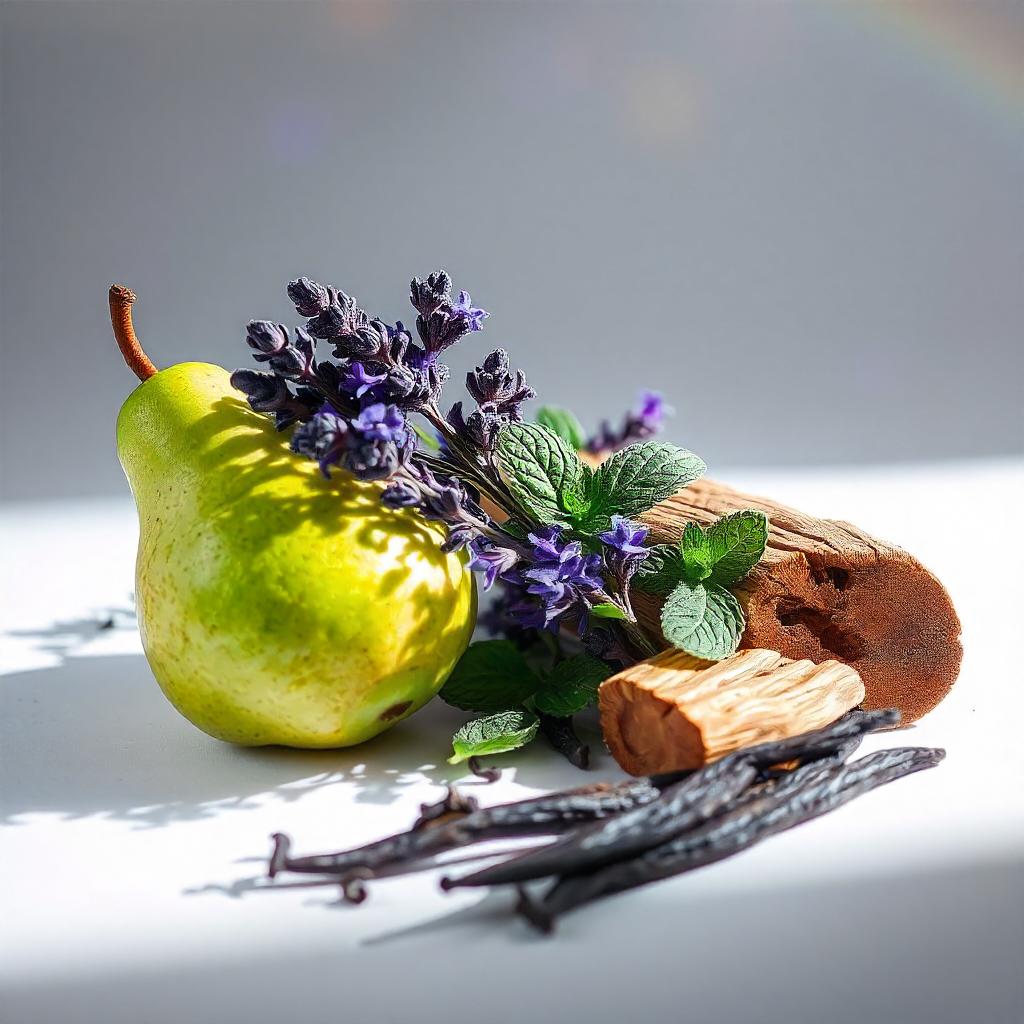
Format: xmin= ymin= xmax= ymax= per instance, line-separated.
xmin=599 ymin=648 xmax=865 ymax=776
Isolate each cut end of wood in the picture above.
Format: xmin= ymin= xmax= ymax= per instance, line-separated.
xmin=599 ymin=648 xmax=865 ymax=776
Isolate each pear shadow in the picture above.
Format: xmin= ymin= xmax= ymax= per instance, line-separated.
xmin=0 ymin=653 xmax=476 ymax=827
xmin=1 ymin=650 xmax=598 ymax=828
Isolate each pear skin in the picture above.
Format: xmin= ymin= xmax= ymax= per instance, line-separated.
xmin=117 ymin=361 xmax=476 ymax=747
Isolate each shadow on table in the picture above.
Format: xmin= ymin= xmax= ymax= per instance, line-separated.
xmin=0 ymin=652 xmax=600 ymax=829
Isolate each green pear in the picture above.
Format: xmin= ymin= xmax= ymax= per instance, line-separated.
xmin=112 ymin=290 xmax=475 ymax=748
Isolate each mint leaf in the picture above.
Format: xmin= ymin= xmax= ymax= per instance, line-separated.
xmin=660 ymin=580 xmax=708 ymax=648
xmin=439 ymin=640 xmax=542 ymax=713
xmin=589 ymin=442 xmax=705 ymax=519
xmin=706 ymin=510 xmax=768 ymax=586
xmin=661 ymin=580 xmax=745 ymax=660
xmin=590 ymin=602 xmax=628 ymax=620
xmin=634 ymin=543 xmax=688 ymax=595
xmin=496 ymin=422 xmax=585 ymax=522
xmin=536 ymin=406 xmax=586 ymax=451
xmin=681 ymin=583 xmax=745 ymax=660
xmin=533 ymin=654 xmax=612 ymax=717
xmin=448 ymin=709 xmax=540 ymax=764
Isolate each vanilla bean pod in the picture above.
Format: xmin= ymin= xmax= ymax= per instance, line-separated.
xmin=443 ymin=710 xmax=893 ymax=890
xmin=523 ymin=746 xmax=944 ymax=931
xmin=268 ymin=778 xmax=661 ymax=879
xmin=539 ymin=713 xmax=590 ymax=770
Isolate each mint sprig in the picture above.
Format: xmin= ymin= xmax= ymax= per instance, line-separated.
xmin=636 ymin=510 xmax=768 ymax=661
xmin=441 ymin=640 xmax=612 ymax=762
xmin=439 ymin=640 xmax=541 ymax=713
xmin=448 ymin=710 xmax=540 ymax=764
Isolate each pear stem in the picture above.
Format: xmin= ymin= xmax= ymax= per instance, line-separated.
xmin=109 ymin=285 xmax=158 ymax=381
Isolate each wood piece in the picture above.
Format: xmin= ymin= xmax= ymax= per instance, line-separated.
xmin=599 ymin=648 xmax=865 ymax=775
xmin=636 ymin=479 xmax=961 ymax=724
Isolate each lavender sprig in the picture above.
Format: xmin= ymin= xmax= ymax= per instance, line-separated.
xmin=232 ymin=269 xmax=763 ymax=730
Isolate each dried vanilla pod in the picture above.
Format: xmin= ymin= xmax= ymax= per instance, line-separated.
xmin=267 ymin=777 xmax=661 ymax=879
xmin=525 ymin=745 xmax=944 ymax=932
xmin=442 ymin=709 xmax=895 ymax=889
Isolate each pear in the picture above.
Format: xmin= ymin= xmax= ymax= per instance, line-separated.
xmin=110 ymin=286 xmax=476 ymax=747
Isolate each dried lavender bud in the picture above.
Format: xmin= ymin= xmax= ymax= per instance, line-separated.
xmin=466 ymin=350 xmax=535 ymax=418
xmin=244 ymin=320 xmax=290 ymax=363
xmin=409 ymin=271 xmax=453 ymax=317
xmin=306 ymin=290 xmax=368 ymax=341
xmin=229 ymin=369 xmax=319 ymax=430
xmin=380 ymin=481 xmax=421 ymax=509
xmin=287 ymin=277 xmax=332 ymax=317
xmin=290 ymin=404 xmax=349 ymax=476
xmin=243 ymin=321 xmax=316 ymax=381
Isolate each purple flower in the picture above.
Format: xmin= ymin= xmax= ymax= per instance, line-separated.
xmin=352 ymin=403 xmax=408 ymax=445
xmin=450 ymin=290 xmax=489 ymax=332
xmin=468 ymin=539 xmax=520 ymax=590
xmin=504 ymin=526 xmax=605 ymax=628
xmin=586 ymin=391 xmax=672 ymax=455
xmin=342 ymin=362 xmax=388 ymax=398
xmin=409 ymin=271 xmax=452 ymax=317
xmin=290 ymin=403 xmax=349 ymax=477
xmin=599 ymin=515 xmax=650 ymax=557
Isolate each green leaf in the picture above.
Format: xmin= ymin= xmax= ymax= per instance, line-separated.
xmin=533 ymin=654 xmax=612 ymax=717
xmin=682 ymin=583 xmax=745 ymax=660
xmin=439 ymin=640 xmax=542 ymax=713
xmin=659 ymin=580 xmax=708 ymax=648
xmin=496 ymin=422 xmax=585 ymax=522
xmin=412 ymin=421 xmax=442 ymax=451
xmin=661 ymin=581 xmax=745 ymax=661
xmin=590 ymin=602 xmax=628 ymax=620
xmin=448 ymin=709 xmax=540 ymax=764
xmin=681 ymin=510 xmax=768 ymax=587
xmin=589 ymin=442 xmax=706 ymax=519
xmin=633 ymin=544 xmax=688 ymax=595
xmin=536 ymin=406 xmax=586 ymax=451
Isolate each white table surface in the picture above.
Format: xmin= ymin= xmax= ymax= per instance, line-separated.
xmin=3 ymin=460 xmax=1023 ymax=1024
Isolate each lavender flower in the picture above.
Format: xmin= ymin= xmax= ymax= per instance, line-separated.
xmin=352 ymin=403 xmax=409 ymax=445
xmin=450 ymin=290 xmax=489 ymax=332
xmin=468 ymin=539 xmax=520 ymax=590
xmin=341 ymin=362 xmax=388 ymax=398
xmin=290 ymin=404 xmax=350 ymax=476
xmin=599 ymin=514 xmax=650 ymax=592
xmin=230 ymin=369 xmax=320 ymax=430
xmin=503 ymin=526 xmax=604 ymax=629
xmin=586 ymin=391 xmax=670 ymax=455
xmin=290 ymin=401 xmax=412 ymax=481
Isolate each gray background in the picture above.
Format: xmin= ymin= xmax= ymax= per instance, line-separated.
xmin=2 ymin=0 xmax=1022 ymax=502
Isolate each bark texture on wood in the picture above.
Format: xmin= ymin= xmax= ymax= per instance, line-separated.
xmin=637 ymin=479 xmax=962 ymax=724
xmin=599 ymin=648 xmax=865 ymax=775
